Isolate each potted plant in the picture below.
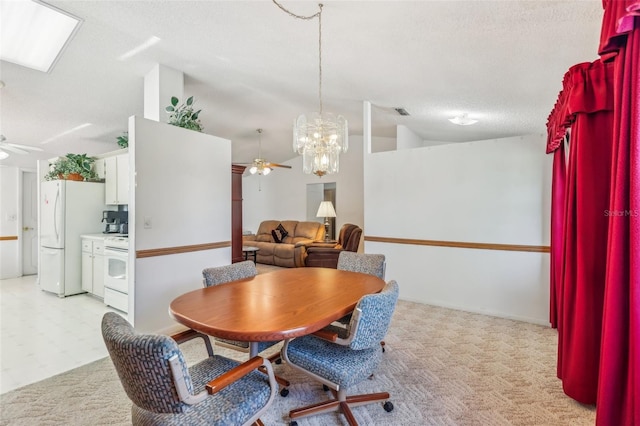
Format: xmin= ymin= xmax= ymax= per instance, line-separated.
xmin=45 ymin=153 xmax=99 ymax=181
xmin=165 ymin=96 xmax=203 ymax=132
xmin=116 ymin=132 xmax=128 ymax=148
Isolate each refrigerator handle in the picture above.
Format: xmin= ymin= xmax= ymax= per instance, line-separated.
xmin=54 ymin=185 xmax=60 ymax=242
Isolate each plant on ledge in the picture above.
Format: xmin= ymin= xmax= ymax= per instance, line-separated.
xmin=116 ymin=132 xmax=128 ymax=148
xmin=165 ymin=96 xmax=203 ymax=132
xmin=45 ymin=153 xmax=99 ymax=181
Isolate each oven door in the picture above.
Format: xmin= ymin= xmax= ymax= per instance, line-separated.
xmin=104 ymin=248 xmax=128 ymax=293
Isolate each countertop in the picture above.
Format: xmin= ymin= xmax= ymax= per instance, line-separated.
xmin=81 ymin=233 xmax=128 ymax=239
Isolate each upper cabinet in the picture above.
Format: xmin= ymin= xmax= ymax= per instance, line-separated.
xmin=105 ymin=154 xmax=129 ymax=205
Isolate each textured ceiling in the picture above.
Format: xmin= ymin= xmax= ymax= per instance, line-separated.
xmin=0 ymin=0 xmax=603 ymax=169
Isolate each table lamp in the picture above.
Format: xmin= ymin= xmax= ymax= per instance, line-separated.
xmin=316 ymin=201 xmax=336 ymax=242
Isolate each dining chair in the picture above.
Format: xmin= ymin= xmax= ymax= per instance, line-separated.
xmin=281 ymin=280 xmax=400 ymax=426
xmin=101 ymin=312 xmax=277 ymax=426
xmin=202 ymin=261 xmax=290 ymax=395
xmin=326 ymin=252 xmax=387 ymax=349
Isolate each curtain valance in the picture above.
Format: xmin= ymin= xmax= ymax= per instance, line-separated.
xmin=545 ymin=60 xmax=615 ymax=153
xmin=599 ymin=0 xmax=640 ymax=55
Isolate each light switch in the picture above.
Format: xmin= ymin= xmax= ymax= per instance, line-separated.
xmin=144 ymin=216 xmax=152 ymax=229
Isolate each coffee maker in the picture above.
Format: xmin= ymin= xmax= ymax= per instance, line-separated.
xmin=102 ymin=211 xmax=128 ymax=234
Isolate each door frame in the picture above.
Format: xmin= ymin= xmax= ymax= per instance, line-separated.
xmin=21 ymin=170 xmax=38 ymax=275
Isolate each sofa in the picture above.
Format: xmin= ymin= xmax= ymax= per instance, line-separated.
xmin=305 ymin=224 xmax=363 ymax=268
xmin=243 ymin=220 xmax=325 ymax=267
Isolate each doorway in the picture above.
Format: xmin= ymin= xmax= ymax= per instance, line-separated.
xmin=307 ymin=182 xmax=336 ymax=240
xmin=22 ymin=171 xmax=38 ymax=275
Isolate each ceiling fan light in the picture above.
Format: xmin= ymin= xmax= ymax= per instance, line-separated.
xmin=262 ymin=167 xmax=271 ymax=175
xmin=249 ymin=166 xmax=258 ymax=175
xmin=0 ymin=150 xmax=9 ymax=160
xmin=448 ymin=114 xmax=479 ymax=126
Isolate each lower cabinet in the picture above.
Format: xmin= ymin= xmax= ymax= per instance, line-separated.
xmin=81 ymin=238 xmax=105 ymax=298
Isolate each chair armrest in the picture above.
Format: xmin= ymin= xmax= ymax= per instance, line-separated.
xmin=171 ymin=329 xmax=214 ymax=357
xmin=205 ymin=356 xmax=276 ymax=394
xmin=307 ymin=242 xmax=338 ymax=249
xmin=312 ymin=328 xmax=339 ymax=342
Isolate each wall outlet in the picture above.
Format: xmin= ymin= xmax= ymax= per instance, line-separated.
xmin=144 ymin=216 xmax=152 ymax=229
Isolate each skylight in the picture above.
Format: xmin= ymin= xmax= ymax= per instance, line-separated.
xmin=0 ymin=0 xmax=83 ymax=73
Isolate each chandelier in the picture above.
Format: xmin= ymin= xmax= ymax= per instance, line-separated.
xmin=274 ymin=1 xmax=348 ymax=177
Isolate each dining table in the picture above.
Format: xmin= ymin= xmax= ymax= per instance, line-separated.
xmin=169 ymin=267 xmax=386 ymax=357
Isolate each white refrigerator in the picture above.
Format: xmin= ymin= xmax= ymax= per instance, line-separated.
xmin=40 ymin=180 xmax=106 ymax=297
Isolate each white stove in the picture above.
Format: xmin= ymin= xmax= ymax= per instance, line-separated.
xmin=104 ymin=236 xmax=129 ymax=313
xmin=104 ymin=235 xmax=129 ymax=250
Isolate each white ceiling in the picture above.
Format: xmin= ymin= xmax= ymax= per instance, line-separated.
xmin=0 ymin=0 xmax=603 ymax=170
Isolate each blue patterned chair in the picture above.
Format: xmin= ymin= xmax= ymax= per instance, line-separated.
xmin=281 ymin=280 xmax=399 ymax=425
xmin=101 ymin=312 xmax=277 ymax=426
xmin=202 ymin=261 xmax=289 ymax=394
xmin=323 ymin=252 xmax=387 ymax=342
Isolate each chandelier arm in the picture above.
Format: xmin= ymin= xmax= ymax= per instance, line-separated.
xmin=318 ymin=7 xmax=323 ymax=115
xmin=272 ymin=0 xmax=322 ymax=20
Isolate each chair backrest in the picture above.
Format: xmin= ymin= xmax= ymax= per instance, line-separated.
xmin=202 ymin=260 xmax=257 ymax=287
xmin=337 ymin=252 xmax=386 ymax=279
xmin=348 ymin=280 xmax=399 ymax=350
xmin=101 ymin=312 xmax=193 ymax=414
xmin=337 ymin=224 xmax=362 ymax=252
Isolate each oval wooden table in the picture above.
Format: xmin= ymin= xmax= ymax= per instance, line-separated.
xmin=169 ymin=267 xmax=386 ymax=357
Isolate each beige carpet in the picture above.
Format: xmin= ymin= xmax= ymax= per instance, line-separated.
xmin=0 ymin=298 xmax=595 ymax=426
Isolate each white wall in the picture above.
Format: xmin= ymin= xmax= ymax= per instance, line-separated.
xmin=243 ymin=135 xmax=365 ymax=235
xmin=397 ymin=125 xmax=424 ymax=150
xmin=130 ymin=116 xmax=231 ymax=333
xmin=0 ymin=167 xmax=20 ymax=278
xmin=364 ymin=134 xmax=552 ymax=324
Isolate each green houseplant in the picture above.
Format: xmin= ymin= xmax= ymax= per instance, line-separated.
xmin=116 ymin=132 xmax=128 ymax=148
xmin=45 ymin=153 xmax=99 ymax=181
xmin=165 ymin=96 xmax=203 ymax=132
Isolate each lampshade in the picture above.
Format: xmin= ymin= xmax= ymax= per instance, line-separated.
xmin=316 ymin=201 xmax=336 ymax=218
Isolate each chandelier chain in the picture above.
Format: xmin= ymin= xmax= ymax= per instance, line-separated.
xmin=272 ymin=1 xmax=324 ymax=115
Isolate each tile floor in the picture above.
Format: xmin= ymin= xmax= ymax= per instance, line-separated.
xmin=0 ymin=275 xmax=124 ymax=394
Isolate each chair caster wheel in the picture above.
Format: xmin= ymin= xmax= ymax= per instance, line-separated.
xmin=275 ymin=358 xmax=282 ymax=364
xmin=322 ymin=384 xmax=330 ymax=391
xmin=290 ymin=422 xmax=298 ymax=426
xmin=280 ymin=388 xmax=289 ymax=397
xmin=382 ymin=347 xmax=386 ymax=353
xmin=383 ymin=401 xmax=394 ymax=412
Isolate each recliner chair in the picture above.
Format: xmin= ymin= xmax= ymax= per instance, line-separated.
xmin=305 ymin=224 xmax=363 ymax=268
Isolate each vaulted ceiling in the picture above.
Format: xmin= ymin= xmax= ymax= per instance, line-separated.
xmin=0 ymin=0 xmax=603 ymax=169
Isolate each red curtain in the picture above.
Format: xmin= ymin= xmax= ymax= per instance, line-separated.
xmin=549 ymin=145 xmax=566 ymax=329
xmin=596 ymin=1 xmax=640 ymax=424
xmin=547 ymin=0 xmax=639 ymax=422
xmin=546 ymin=60 xmax=615 ymax=404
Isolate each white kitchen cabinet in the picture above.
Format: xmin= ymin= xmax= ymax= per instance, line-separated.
xmin=105 ymin=154 xmax=129 ymax=205
xmin=81 ymin=238 xmax=105 ymax=297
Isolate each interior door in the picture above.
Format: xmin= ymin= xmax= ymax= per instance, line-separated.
xmin=22 ymin=171 xmax=38 ymax=275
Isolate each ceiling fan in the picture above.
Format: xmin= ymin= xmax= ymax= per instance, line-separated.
xmin=0 ymin=134 xmax=43 ymax=159
xmin=238 ymin=129 xmax=291 ymax=175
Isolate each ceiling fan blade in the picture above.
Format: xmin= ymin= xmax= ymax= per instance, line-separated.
xmin=265 ymin=162 xmax=292 ymax=169
xmin=5 ymin=142 xmax=43 ymax=152
xmin=0 ymin=145 xmax=29 ymax=154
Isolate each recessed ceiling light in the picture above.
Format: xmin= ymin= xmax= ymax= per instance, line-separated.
xmin=0 ymin=0 xmax=83 ymax=73
xmin=448 ymin=114 xmax=479 ymax=126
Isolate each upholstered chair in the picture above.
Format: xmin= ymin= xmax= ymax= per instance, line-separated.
xmin=281 ymin=280 xmax=400 ymax=426
xmin=101 ymin=312 xmax=277 ymax=426
xmin=202 ymin=261 xmax=290 ymax=395
xmin=304 ymin=224 xmax=363 ymax=268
